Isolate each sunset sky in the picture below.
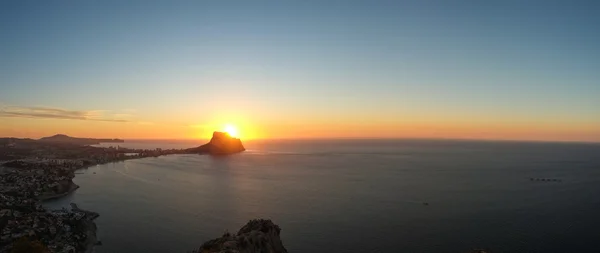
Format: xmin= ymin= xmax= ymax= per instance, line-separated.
xmin=1 ymin=1 xmax=599 ymax=141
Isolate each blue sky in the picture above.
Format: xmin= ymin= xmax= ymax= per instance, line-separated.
xmin=1 ymin=1 xmax=599 ymax=140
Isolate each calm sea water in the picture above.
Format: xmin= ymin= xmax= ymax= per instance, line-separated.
xmin=44 ymin=139 xmax=600 ymax=253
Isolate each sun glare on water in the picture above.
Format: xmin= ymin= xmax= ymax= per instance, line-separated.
xmin=224 ymin=124 xmax=239 ymax=138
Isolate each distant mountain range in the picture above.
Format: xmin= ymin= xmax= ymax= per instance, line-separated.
xmin=38 ymin=134 xmax=124 ymax=145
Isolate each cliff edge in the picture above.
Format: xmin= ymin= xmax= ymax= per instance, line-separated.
xmin=186 ymin=132 xmax=245 ymax=155
xmin=191 ymin=219 xmax=287 ymax=253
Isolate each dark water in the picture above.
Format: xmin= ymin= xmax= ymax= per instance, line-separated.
xmin=45 ymin=140 xmax=600 ymax=253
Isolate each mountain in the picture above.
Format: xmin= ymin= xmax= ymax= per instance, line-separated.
xmin=38 ymin=134 xmax=124 ymax=145
xmin=186 ymin=131 xmax=245 ymax=155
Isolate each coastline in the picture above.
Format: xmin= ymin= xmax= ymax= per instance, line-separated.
xmin=69 ymin=203 xmax=100 ymax=253
xmin=38 ymin=181 xmax=80 ymax=201
xmin=1 ymin=134 xmax=237 ymax=252
xmin=37 ymin=156 xmax=158 ymax=252
xmin=37 ymin=162 xmax=119 ymax=253
xmin=38 ymin=179 xmax=98 ymax=253
xmin=82 ymin=220 xmax=98 ymax=253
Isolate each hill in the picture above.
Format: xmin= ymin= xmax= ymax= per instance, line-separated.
xmin=38 ymin=134 xmax=124 ymax=145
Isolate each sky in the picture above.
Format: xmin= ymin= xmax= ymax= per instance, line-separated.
xmin=1 ymin=1 xmax=599 ymax=141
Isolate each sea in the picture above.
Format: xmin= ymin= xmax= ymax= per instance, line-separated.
xmin=43 ymin=139 xmax=600 ymax=253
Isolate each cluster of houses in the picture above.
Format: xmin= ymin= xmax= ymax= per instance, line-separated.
xmin=0 ymin=141 xmax=192 ymax=252
xmin=0 ymin=160 xmax=78 ymax=199
xmin=0 ymin=160 xmax=96 ymax=253
xmin=0 ymin=196 xmax=90 ymax=252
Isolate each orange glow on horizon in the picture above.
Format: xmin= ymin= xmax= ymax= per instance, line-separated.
xmin=1 ymin=116 xmax=599 ymax=143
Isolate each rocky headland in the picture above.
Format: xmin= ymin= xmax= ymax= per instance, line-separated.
xmin=191 ymin=219 xmax=287 ymax=253
xmin=186 ymin=131 xmax=245 ymax=155
xmin=190 ymin=220 xmax=494 ymax=253
xmin=37 ymin=181 xmax=80 ymax=201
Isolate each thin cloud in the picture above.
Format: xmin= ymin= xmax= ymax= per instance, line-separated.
xmin=0 ymin=106 xmax=130 ymax=122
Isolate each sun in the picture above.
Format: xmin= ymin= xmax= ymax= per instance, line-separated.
xmin=223 ymin=124 xmax=239 ymax=138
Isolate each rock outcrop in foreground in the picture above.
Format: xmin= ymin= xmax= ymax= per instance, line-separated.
xmin=186 ymin=132 xmax=245 ymax=155
xmin=192 ymin=219 xmax=287 ymax=253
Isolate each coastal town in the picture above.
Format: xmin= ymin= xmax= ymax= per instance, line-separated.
xmin=0 ymin=135 xmax=187 ymax=253
xmin=0 ymin=133 xmax=245 ymax=253
xmin=1 ymin=159 xmax=98 ymax=252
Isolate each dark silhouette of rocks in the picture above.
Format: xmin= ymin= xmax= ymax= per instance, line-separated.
xmin=39 ymin=134 xmax=124 ymax=145
xmin=192 ymin=219 xmax=287 ymax=253
xmin=186 ymin=131 xmax=245 ymax=155
xmin=530 ymin=177 xmax=562 ymax=183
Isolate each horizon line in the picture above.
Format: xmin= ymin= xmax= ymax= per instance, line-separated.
xmin=2 ymin=135 xmax=599 ymax=145
xmin=109 ymin=137 xmax=600 ymax=145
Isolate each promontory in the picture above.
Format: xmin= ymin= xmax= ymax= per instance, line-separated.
xmin=185 ymin=131 xmax=245 ymax=155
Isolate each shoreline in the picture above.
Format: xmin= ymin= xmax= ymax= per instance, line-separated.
xmin=1 ymin=139 xmax=213 ymax=253
xmin=70 ymin=204 xmax=100 ymax=253
xmin=37 ymin=156 xmax=161 ymax=252
xmin=37 ymin=179 xmax=98 ymax=253
xmin=38 ymin=181 xmax=80 ymax=201
xmin=82 ymin=220 xmax=98 ymax=253
xmin=39 ymin=182 xmax=100 ymax=253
